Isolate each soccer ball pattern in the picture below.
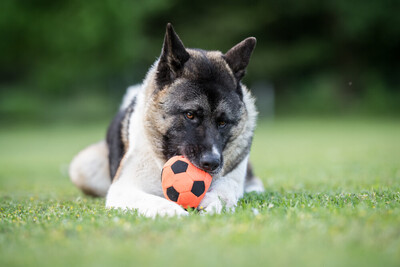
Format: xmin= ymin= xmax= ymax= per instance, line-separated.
xmin=161 ymin=156 xmax=212 ymax=209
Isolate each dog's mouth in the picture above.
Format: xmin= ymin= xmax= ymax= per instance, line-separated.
xmin=181 ymin=154 xmax=223 ymax=177
xmin=174 ymin=145 xmax=223 ymax=176
xmin=194 ymin=162 xmax=221 ymax=176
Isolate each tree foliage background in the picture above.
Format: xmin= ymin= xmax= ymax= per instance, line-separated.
xmin=1 ymin=0 xmax=399 ymax=123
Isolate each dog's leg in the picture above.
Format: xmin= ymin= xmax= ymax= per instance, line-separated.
xmin=69 ymin=140 xmax=111 ymax=197
xmin=106 ymin=179 xmax=188 ymax=218
xmin=244 ymin=161 xmax=265 ymax=193
xmin=199 ymin=156 xmax=249 ymax=214
xmin=105 ymin=150 xmax=188 ymax=218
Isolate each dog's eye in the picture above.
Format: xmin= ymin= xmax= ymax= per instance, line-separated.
xmin=185 ymin=112 xmax=195 ymax=120
xmin=218 ymin=121 xmax=226 ymax=128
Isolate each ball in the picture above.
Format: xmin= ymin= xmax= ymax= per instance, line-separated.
xmin=161 ymin=156 xmax=212 ymax=209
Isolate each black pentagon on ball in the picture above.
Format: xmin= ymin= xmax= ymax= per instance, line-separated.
xmin=171 ymin=160 xmax=189 ymax=174
xmin=191 ymin=181 xmax=205 ymax=197
xmin=166 ymin=186 xmax=179 ymax=202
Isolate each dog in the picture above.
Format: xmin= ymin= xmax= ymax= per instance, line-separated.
xmin=69 ymin=23 xmax=264 ymax=217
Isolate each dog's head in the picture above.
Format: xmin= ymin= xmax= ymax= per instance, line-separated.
xmin=146 ymin=24 xmax=256 ymax=175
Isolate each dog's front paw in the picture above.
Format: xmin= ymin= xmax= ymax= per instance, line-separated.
xmin=140 ymin=199 xmax=188 ymax=218
xmin=199 ymin=192 xmax=224 ymax=214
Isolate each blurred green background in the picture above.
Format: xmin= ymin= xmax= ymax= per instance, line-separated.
xmin=1 ymin=0 xmax=400 ymax=124
xmin=1 ymin=2 xmax=400 ymax=266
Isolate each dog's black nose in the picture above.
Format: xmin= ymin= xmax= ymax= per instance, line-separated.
xmin=200 ymin=153 xmax=220 ymax=172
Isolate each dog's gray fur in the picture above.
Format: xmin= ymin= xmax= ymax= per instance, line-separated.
xmin=69 ymin=24 xmax=264 ymax=217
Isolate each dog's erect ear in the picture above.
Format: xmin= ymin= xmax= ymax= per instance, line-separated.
xmin=224 ymin=37 xmax=256 ymax=81
xmin=156 ymin=23 xmax=190 ymax=88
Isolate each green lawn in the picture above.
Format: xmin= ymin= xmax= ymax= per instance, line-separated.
xmin=1 ymin=118 xmax=400 ymax=267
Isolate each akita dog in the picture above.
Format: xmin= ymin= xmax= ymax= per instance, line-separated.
xmin=69 ymin=24 xmax=264 ymax=217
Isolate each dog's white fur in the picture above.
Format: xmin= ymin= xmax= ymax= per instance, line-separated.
xmin=69 ymin=64 xmax=263 ymax=218
xmin=69 ymin=141 xmax=111 ymax=197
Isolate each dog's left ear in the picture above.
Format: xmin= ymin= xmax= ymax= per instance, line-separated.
xmin=156 ymin=23 xmax=190 ymax=88
xmin=224 ymin=37 xmax=256 ymax=81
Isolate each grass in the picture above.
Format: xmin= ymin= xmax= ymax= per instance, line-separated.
xmin=1 ymin=118 xmax=400 ymax=267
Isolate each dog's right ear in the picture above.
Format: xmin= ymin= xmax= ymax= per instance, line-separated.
xmin=156 ymin=23 xmax=190 ymax=88
xmin=224 ymin=37 xmax=256 ymax=81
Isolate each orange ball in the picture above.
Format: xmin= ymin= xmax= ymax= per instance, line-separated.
xmin=161 ymin=156 xmax=212 ymax=209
